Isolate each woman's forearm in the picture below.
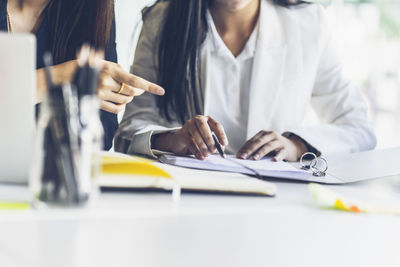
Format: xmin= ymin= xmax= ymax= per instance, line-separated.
xmin=35 ymin=60 xmax=77 ymax=103
xmin=152 ymin=132 xmax=174 ymax=152
xmin=35 ymin=68 xmax=46 ymax=103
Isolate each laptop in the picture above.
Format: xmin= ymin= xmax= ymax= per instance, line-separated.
xmin=0 ymin=33 xmax=36 ymax=184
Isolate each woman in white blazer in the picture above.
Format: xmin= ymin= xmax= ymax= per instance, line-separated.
xmin=115 ymin=0 xmax=376 ymax=161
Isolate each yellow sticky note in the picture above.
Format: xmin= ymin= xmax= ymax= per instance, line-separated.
xmin=0 ymin=202 xmax=30 ymax=210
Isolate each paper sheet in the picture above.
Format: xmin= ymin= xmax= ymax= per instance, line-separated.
xmin=159 ymin=154 xmax=310 ymax=179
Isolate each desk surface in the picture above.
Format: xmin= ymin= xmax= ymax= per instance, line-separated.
xmin=1 ymin=176 xmax=400 ymax=267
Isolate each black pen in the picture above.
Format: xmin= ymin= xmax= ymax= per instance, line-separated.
xmin=44 ymin=52 xmax=80 ymax=204
xmin=212 ymin=132 xmax=226 ymax=158
xmin=43 ymin=52 xmax=54 ymax=89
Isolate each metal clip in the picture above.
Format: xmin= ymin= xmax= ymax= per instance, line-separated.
xmin=300 ymin=153 xmax=328 ymax=177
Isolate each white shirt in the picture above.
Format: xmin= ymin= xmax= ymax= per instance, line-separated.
xmin=115 ymin=1 xmax=376 ymax=158
xmin=206 ymin=11 xmax=260 ymax=154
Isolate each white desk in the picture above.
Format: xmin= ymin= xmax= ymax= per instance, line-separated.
xmin=1 ymin=176 xmax=400 ymax=267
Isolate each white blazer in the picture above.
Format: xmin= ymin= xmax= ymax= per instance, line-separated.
xmin=115 ymin=0 xmax=376 ymax=157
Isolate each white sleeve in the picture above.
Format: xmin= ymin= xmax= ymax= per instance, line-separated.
xmin=288 ymin=5 xmax=376 ymax=155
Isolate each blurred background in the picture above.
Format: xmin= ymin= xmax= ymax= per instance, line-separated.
xmin=115 ymin=0 xmax=400 ymax=149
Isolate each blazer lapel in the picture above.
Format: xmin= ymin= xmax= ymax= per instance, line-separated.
xmin=246 ymin=0 xmax=288 ymax=139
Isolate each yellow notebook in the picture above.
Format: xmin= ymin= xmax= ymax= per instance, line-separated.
xmin=97 ymin=152 xmax=276 ymax=196
xmin=97 ymin=152 xmax=173 ymax=190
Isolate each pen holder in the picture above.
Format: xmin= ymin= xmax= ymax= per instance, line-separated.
xmin=29 ymin=84 xmax=103 ymax=207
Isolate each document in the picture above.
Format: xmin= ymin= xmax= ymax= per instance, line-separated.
xmin=159 ymin=154 xmax=311 ymax=180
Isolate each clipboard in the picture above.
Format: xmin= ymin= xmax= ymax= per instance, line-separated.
xmin=284 ymin=147 xmax=400 ymax=184
xmin=316 ymin=147 xmax=400 ymax=184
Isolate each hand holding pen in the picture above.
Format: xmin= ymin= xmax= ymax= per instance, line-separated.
xmin=152 ymin=115 xmax=229 ymax=160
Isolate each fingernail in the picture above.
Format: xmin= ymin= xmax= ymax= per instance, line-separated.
xmin=253 ymin=155 xmax=259 ymax=160
xmin=241 ymin=153 xmax=248 ymax=159
xmin=157 ymin=88 xmax=165 ymax=95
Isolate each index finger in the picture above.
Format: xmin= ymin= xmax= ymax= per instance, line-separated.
xmin=112 ymin=67 xmax=164 ymax=96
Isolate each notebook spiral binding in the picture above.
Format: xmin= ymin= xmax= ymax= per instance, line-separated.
xmin=300 ymin=152 xmax=328 ymax=177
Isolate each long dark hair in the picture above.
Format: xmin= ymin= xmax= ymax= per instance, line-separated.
xmin=146 ymin=0 xmax=306 ymax=123
xmin=44 ymin=0 xmax=114 ymax=64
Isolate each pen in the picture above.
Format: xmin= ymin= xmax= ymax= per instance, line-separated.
xmin=43 ymin=53 xmax=79 ymax=204
xmin=212 ymin=132 xmax=226 ymax=158
xmin=43 ymin=52 xmax=54 ymax=88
